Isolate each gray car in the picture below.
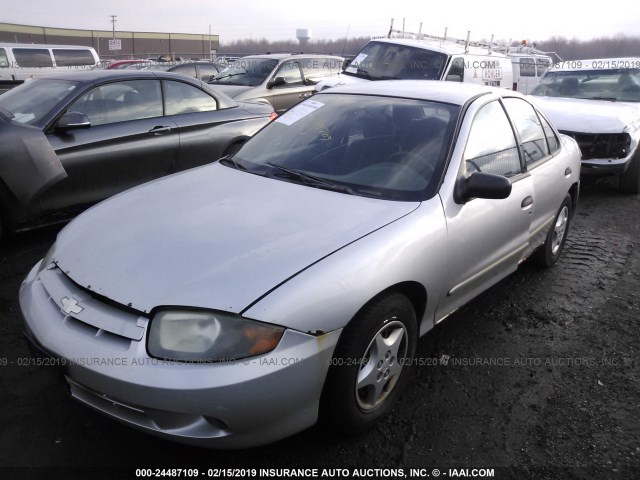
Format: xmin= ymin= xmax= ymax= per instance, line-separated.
xmin=0 ymin=70 xmax=274 ymax=240
xmin=20 ymin=81 xmax=581 ymax=448
xmin=209 ymin=53 xmax=344 ymax=113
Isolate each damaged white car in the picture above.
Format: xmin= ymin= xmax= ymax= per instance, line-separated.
xmin=530 ymin=58 xmax=640 ymax=193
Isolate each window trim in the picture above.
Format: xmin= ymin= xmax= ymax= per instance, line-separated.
xmin=500 ymin=96 xmax=560 ymax=172
xmin=460 ymin=98 xmax=525 ymax=180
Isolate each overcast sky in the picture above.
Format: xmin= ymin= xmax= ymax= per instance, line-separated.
xmin=3 ymin=0 xmax=640 ymax=44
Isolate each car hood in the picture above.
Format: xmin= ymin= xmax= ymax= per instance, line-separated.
xmin=531 ymin=96 xmax=640 ymax=134
xmin=53 ymin=163 xmax=418 ymax=316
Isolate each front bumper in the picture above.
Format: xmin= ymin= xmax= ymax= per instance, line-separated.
xmin=580 ymin=156 xmax=635 ymax=176
xmin=19 ymin=262 xmax=341 ymax=448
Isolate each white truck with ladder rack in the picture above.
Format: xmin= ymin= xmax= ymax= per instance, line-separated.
xmin=315 ymin=20 xmax=558 ymax=94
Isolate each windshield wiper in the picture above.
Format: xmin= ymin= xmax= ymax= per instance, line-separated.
xmin=587 ymin=96 xmax=618 ymax=102
xmin=265 ymin=162 xmax=354 ymax=194
xmin=219 ymin=155 xmax=247 ymax=171
xmin=211 ymin=70 xmax=247 ymax=82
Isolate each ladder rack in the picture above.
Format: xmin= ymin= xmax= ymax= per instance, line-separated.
xmin=386 ymin=19 xmax=562 ymax=60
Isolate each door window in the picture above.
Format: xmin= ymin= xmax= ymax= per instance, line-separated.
xmin=502 ymin=97 xmax=548 ymax=166
xmin=273 ymin=61 xmax=303 ymax=86
xmin=67 ymin=80 xmax=162 ymax=126
xmin=519 ymin=58 xmax=536 ymax=77
xmin=163 ymin=80 xmax=218 ymax=115
xmin=464 ymin=101 xmax=522 ymax=178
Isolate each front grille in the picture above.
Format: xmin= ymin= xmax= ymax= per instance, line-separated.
xmin=560 ymin=131 xmax=631 ymax=160
xmin=39 ymin=266 xmax=146 ymax=347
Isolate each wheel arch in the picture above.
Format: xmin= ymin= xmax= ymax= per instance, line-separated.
xmin=568 ymin=181 xmax=580 ymax=218
xmin=344 ymin=281 xmax=427 ymax=335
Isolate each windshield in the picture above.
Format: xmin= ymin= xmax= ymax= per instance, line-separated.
xmin=0 ymin=78 xmax=80 ymax=126
xmin=343 ymin=41 xmax=448 ymax=81
xmin=227 ymin=94 xmax=460 ymax=201
xmin=210 ymin=58 xmax=279 ymax=86
xmin=531 ymin=69 xmax=640 ymax=102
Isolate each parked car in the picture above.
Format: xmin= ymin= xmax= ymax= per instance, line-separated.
xmin=106 ymin=59 xmax=152 ymax=70
xmin=530 ymin=58 xmax=640 ymax=193
xmin=0 ymin=43 xmax=99 ymax=93
xmin=0 ymin=70 xmax=274 ymax=240
xmin=209 ymin=53 xmax=344 ymax=113
xmin=20 ymin=81 xmax=580 ymax=448
xmin=167 ymin=61 xmax=223 ymax=81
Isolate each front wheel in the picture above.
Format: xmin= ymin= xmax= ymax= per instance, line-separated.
xmin=534 ymin=194 xmax=572 ymax=267
xmin=320 ymin=291 xmax=417 ymax=433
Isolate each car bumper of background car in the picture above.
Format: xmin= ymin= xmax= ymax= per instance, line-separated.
xmin=580 ymin=152 xmax=636 ymax=176
xmin=19 ymin=262 xmax=341 ymax=448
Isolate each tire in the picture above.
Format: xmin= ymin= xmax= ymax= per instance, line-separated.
xmin=619 ymin=152 xmax=640 ymax=194
xmin=320 ymin=291 xmax=417 ymax=433
xmin=534 ymin=194 xmax=572 ymax=267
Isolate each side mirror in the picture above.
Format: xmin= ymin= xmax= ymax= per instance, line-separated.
xmin=456 ymin=172 xmax=512 ymax=203
xmin=445 ymin=73 xmax=463 ymax=82
xmin=56 ymin=111 xmax=91 ymax=131
xmin=267 ymin=77 xmax=286 ymax=89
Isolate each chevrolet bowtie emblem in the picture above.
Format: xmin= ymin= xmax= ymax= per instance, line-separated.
xmin=60 ymin=297 xmax=83 ymax=315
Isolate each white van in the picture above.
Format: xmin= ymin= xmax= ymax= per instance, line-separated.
xmin=0 ymin=43 xmax=99 ymax=93
xmin=508 ymin=43 xmax=554 ymax=94
xmin=316 ymin=36 xmax=514 ymax=92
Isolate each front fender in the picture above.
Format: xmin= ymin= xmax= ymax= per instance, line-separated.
xmin=242 ymin=199 xmax=448 ymax=336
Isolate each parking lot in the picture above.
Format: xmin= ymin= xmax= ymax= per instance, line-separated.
xmin=0 ymin=176 xmax=638 ymax=479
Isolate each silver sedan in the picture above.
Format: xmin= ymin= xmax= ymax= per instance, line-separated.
xmin=20 ymin=80 xmax=581 ymax=448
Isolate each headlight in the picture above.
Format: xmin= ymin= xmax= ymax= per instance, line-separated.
xmin=147 ymin=310 xmax=285 ymax=362
xmin=38 ymin=242 xmax=57 ymax=273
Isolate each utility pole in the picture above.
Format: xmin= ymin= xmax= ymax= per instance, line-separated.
xmin=110 ymin=15 xmax=117 ymax=40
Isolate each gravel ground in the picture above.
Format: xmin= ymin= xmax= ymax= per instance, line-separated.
xmin=1 ymin=177 xmax=638 ymax=480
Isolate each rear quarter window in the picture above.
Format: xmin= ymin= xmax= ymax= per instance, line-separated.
xmin=52 ymin=49 xmax=96 ymax=67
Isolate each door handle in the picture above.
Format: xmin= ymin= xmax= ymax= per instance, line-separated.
xmin=521 ymin=196 xmax=534 ymax=208
xmin=148 ymin=126 xmax=172 ymax=135
xmin=299 ymin=93 xmax=312 ymax=99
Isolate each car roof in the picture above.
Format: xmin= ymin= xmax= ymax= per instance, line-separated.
xmin=28 ymin=70 xmax=239 ymax=108
xmin=369 ymin=38 xmax=510 ymax=58
xmin=237 ymin=53 xmax=344 ymax=60
xmin=321 ymin=79 xmax=520 ymax=105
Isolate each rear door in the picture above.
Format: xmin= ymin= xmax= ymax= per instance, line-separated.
xmin=502 ymin=97 xmax=567 ymax=249
xmin=41 ymin=78 xmax=178 ymax=213
xmin=162 ymin=79 xmax=255 ymax=171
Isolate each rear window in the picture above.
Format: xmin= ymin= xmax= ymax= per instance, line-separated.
xmin=52 ymin=49 xmax=96 ymax=67
xmin=13 ymin=48 xmax=53 ymax=68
